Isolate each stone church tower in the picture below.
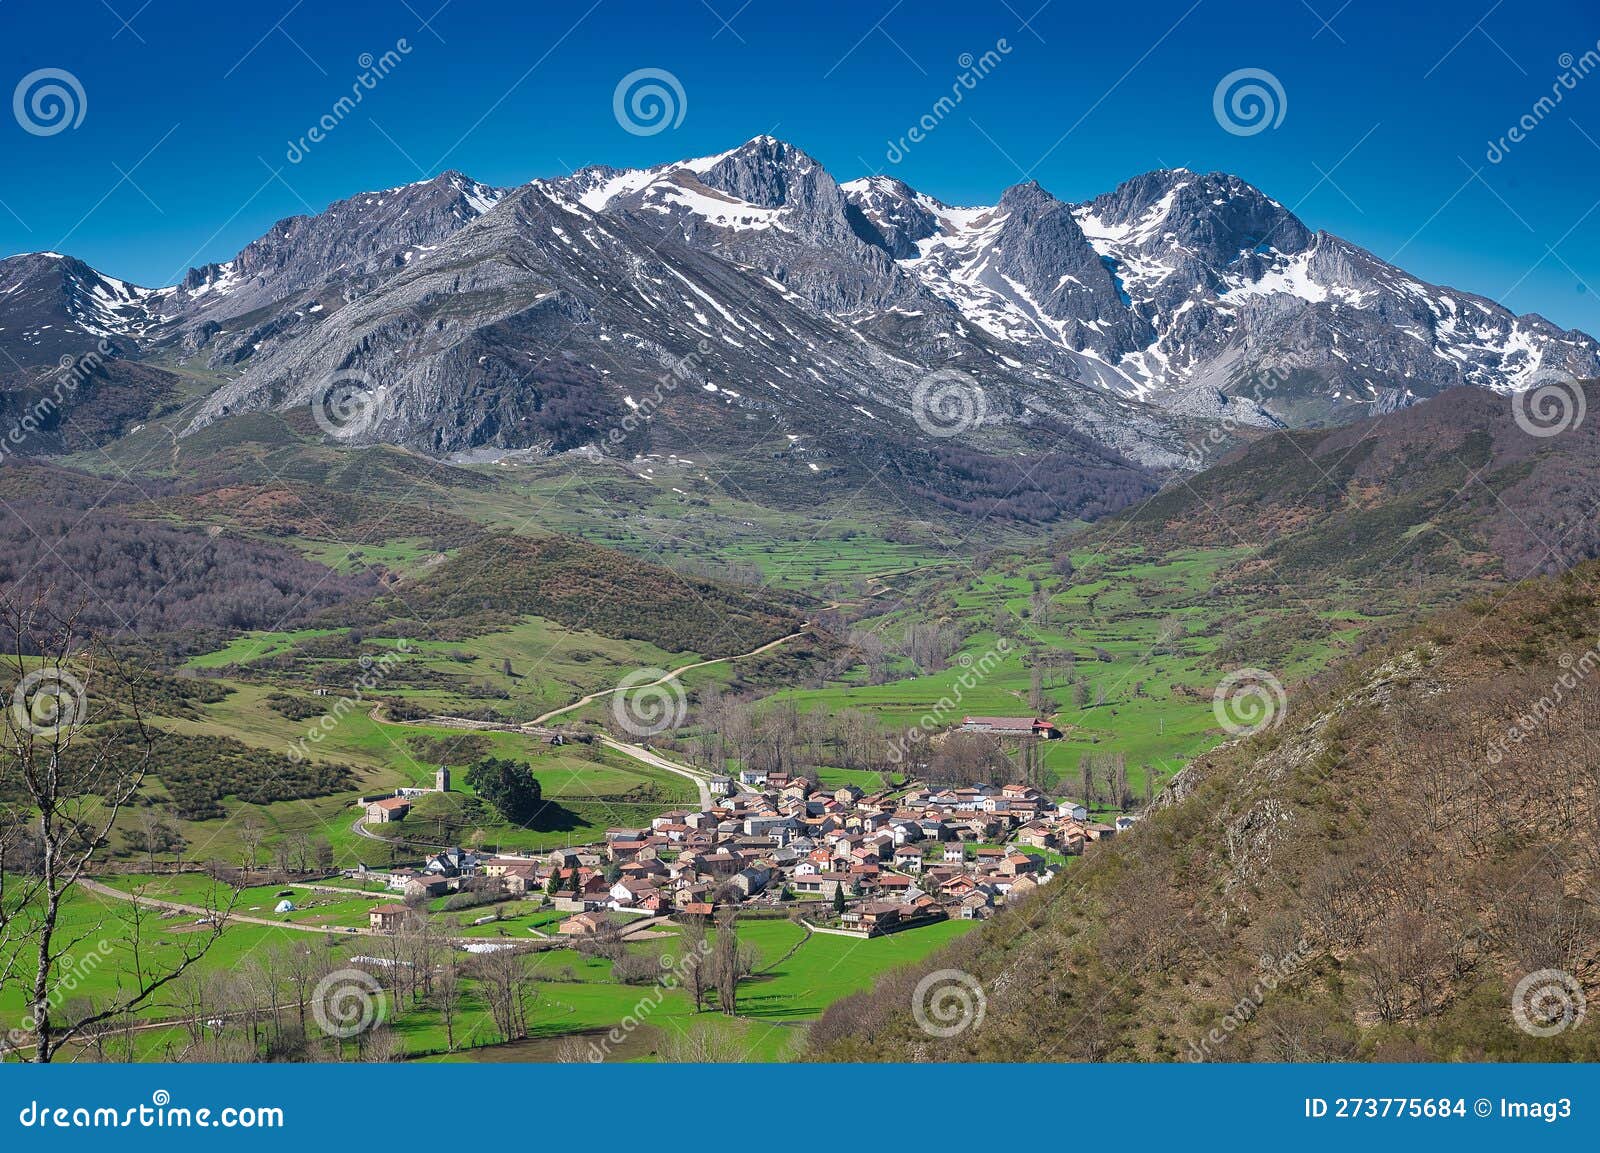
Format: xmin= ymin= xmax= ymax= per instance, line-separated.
xmin=435 ymin=765 xmax=451 ymax=793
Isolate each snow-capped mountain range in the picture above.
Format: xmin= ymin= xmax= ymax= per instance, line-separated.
xmin=2 ymin=136 xmax=1595 ymax=472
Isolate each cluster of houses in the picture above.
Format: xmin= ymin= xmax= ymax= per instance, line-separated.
xmin=357 ymin=770 xmax=1137 ymax=937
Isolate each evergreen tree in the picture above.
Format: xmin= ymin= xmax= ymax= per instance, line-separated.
xmin=463 ymin=757 xmax=543 ymax=826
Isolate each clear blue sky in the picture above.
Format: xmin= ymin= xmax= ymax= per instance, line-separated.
xmin=3 ymin=0 xmax=1598 ymax=332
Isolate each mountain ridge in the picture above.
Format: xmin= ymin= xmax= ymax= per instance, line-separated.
xmin=4 ymin=136 xmax=1596 ymax=487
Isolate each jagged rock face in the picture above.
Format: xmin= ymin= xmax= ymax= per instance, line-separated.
xmin=1084 ymin=170 xmax=1313 ymax=274
xmin=989 ymin=181 xmax=1155 ymax=359
xmin=0 ymin=253 xmax=181 ymax=448
xmin=4 ymin=137 xmax=1597 ymax=467
xmin=695 ymin=137 xmax=852 ymax=240
xmin=1066 ymin=170 xmax=1599 ymax=415
xmin=603 ymin=139 xmax=906 ymax=315
xmin=840 ymin=176 xmax=942 ymax=259
xmin=0 ymin=252 xmax=166 ymax=363
xmin=175 ymin=171 xmax=503 ymax=326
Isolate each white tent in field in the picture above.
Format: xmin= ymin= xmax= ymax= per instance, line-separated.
xmin=274 ymin=900 xmax=295 ymax=913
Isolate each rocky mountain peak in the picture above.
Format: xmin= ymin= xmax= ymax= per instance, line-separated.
xmin=6 ymin=135 xmax=1599 ymax=469
xmin=841 ymin=175 xmax=945 ymax=259
xmin=1081 ymin=168 xmax=1312 ymax=263
xmin=690 ymin=136 xmax=857 ymax=244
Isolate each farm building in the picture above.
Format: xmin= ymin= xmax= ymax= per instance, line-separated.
xmin=958 ymin=716 xmax=1061 ymax=739
xmin=365 ymin=796 xmax=411 ymax=823
xmin=368 ymin=904 xmax=410 ymax=932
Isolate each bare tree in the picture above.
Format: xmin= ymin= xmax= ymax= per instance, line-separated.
xmin=237 ymin=813 xmax=267 ymax=874
xmin=712 ymin=908 xmax=755 ymax=1016
xmin=679 ymin=915 xmax=710 ymax=1013
xmin=0 ymin=600 xmax=234 ymax=1062
xmin=278 ymin=937 xmax=323 ymax=1041
xmin=475 ymin=946 xmax=533 ymax=1042
xmin=434 ymin=952 xmax=462 ymax=1052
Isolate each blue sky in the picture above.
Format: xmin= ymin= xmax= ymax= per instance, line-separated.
xmin=2 ymin=0 xmax=1598 ymax=332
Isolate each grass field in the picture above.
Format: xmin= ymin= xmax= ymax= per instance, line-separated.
xmin=4 ymin=877 xmax=971 ymax=1064
xmin=776 ymin=543 xmax=1390 ymax=801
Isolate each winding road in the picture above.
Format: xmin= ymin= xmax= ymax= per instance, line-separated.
xmin=529 ymin=624 xmax=811 ymax=726
xmin=597 ymin=735 xmax=713 ymax=809
xmin=356 ymin=561 xmax=953 ymax=839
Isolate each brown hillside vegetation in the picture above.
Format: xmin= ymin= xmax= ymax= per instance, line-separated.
xmin=809 ymin=562 xmax=1600 ymax=1062
xmin=400 ymin=534 xmax=809 ymax=658
xmin=1118 ymin=384 xmax=1600 ymax=586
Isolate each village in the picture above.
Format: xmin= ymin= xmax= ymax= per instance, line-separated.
xmin=354 ymin=717 xmax=1139 ymax=941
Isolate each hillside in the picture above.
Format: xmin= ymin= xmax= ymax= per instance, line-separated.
xmin=1115 ymin=383 xmax=1600 ymax=588
xmin=808 ymin=563 xmax=1600 ymax=1061
xmin=395 ymin=533 xmax=808 ymax=658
